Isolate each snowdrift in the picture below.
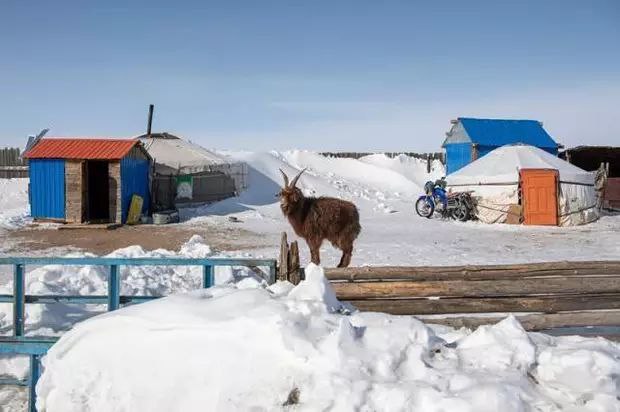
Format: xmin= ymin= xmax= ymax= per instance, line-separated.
xmin=184 ymin=150 xmax=443 ymax=219
xmin=37 ymin=265 xmax=620 ymax=412
xmin=0 ymin=178 xmax=29 ymax=229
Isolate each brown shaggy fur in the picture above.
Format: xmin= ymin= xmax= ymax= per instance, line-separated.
xmin=278 ymin=169 xmax=361 ymax=267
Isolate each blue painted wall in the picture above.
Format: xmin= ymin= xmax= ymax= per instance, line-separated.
xmin=120 ymin=157 xmax=150 ymax=223
xmin=445 ymin=143 xmax=472 ymax=174
xmin=29 ymin=159 xmax=66 ymax=219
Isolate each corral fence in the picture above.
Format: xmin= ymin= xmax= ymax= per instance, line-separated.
xmin=0 ymin=256 xmax=277 ymax=412
xmin=279 ymin=234 xmax=620 ymax=337
xmin=320 ymin=151 xmax=445 ymax=173
xmin=0 ymin=147 xmax=28 ymax=178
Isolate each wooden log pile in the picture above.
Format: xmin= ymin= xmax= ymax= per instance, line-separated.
xmin=277 ymin=235 xmax=620 ymax=332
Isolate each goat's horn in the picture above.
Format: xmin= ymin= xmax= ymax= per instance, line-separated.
xmin=279 ymin=169 xmax=289 ymax=187
xmin=290 ymin=168 xmax=307 ymax=188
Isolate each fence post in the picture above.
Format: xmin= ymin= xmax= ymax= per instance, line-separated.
xmin=279 ymin=232 xmax=289 ymax=282
xmin=13 ymin=263 xmax=25 ymax=337
xmin=108 ymin=265 xmax=120 ymax=311
xmin=289 ymin=241 xmax=301 ymax=285
xmin=202 ymin=265 xmax=214 ymax=288
xmin=28 ymin=355 xmax=41 ymax=412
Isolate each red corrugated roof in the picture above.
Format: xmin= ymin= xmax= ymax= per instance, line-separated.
xmin=24 ymin=138 xmax=139 ymax=160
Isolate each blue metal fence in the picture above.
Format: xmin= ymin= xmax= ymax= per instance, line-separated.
xmin=0 ymin=256 xmax=277 ymax=412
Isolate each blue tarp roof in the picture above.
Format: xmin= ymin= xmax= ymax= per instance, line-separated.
xmin=459 ymin=118 xmax=558 ymax=148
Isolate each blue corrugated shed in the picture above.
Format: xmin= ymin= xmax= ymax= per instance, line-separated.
xmin=25 ymin=138 xmax=151 ymax=224
xmin=443 ymin=118 xmax=560 ymax=174
xmin=29 ymin=159 xmax=66 ymax=219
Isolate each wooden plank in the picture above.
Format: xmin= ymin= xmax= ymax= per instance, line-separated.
xmin=418 ymin=310 xmax=620 ymax=330
xmin=347 ymin=294 xmax=620 ymax=315
xmin=278 ymin=232 xmax=289 ymax=282
xmin=289 ymin=241 xmax=301 ymax=285
xmin=332 ymin=277 xmax=620 ymax=299
xmin=324 ymin=261 xmax=620 ymax=281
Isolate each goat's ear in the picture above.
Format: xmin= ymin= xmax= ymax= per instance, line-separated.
xmin=279 ymin=169 xmax=289 ymax=187
xmin=290 ymin=168 xmax=307 ymax=188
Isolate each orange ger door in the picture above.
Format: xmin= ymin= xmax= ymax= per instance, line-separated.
xmin=520 ymin=169 xmax=559 ymax=226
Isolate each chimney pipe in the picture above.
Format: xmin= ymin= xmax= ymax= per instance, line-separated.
xmin=147 ymin=104 xmax=154 ymax=137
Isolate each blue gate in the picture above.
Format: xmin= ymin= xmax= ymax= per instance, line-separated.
xmin=0 ymin=256 xmax=277 ymax=411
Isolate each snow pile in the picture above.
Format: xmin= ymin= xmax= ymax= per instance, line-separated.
xmin=0 ymin=178 xmax=29 ymax=229
xmin=184 ymin=150 xmax=442 ymax=221
xmin=359 ymin=153 xmax=444 ymax=186
xmin=36 ymin=265 xmax=620 ymax=412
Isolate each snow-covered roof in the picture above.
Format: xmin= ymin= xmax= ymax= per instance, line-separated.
xmin=448 ymin=144 xmax=594 ymax=185
xmin=140 ymin=136 xmax=239 ymax=175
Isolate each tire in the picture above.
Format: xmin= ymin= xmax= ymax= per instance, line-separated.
xmin=415 ymin=197 xmax=435 ymax=218
xmin=452 ymin=197 xmax=470 ymax=222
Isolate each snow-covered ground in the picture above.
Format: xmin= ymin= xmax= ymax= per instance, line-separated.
xmin=0 ymin=178 xmax=29 ymax=230
xmin=1 ymin=152 xmax=619 ymax=411
xmin=182 ymin=150 xmax=620 ymax=265
xmin=36 ymin=266 xmax=620 ymax=411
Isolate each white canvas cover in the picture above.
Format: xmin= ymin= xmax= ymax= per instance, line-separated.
xmin=447 ymin=145 xmax=599 ymax=226
xmin=140 ymin=137 xmax=248 ymax=191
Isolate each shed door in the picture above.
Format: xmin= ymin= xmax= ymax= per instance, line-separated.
xmin=29 ymin=159 xmax=66 ymax=219
xmin=520 ymin=169 xmax=558 ymax=226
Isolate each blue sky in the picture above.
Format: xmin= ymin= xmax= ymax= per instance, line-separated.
xmin=1 ymin=0 xmax=618 ymax=151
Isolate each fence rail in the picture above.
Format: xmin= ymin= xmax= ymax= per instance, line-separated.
xmin=278 ymin=233 xmax=620 ymax=334
xmin=0 ymin=256 xmax=277 ymax=412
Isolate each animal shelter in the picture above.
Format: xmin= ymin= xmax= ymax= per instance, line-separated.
xmin=24 ymin=138 xmax=151 ymax=224
xmin=138 ymin=132 xmax=248 ymax=210
xmin=442 ymin=118 xmax=561 ymax=174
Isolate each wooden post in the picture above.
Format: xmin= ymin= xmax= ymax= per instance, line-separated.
xmin=278 ymin=232 xmax=289 ymax=282
xmin=289 ymin=241 xmax=301 ymax=285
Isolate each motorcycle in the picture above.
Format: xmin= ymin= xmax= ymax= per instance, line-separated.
xmin=415 ymin=178 xmax=474 ymax=221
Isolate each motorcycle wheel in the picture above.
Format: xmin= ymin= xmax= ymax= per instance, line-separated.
xmin=452 ymin=201 xmax=470 ymax=222
xmin=415 ymin=198 xmax=435 ymax=218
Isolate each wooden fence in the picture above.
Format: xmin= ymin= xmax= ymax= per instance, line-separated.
xmin=279 ymin=234 xmax=620 ymax=333
xmin=0 ymin=147 xmax=28 ymax=178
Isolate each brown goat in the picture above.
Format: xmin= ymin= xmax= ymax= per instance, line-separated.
xmin=278 ymin=168 xmax=361 ymax=267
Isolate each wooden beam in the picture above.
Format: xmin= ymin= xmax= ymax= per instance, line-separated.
xmin=324 ymin=261 xmax=620 ymax=282
xmin=347 ymin=293 xmax=620 ymax=315
xmin=418 ymin=310 xmax=620 ymax=331
xmin=331 ymin=277 xmax=620 ymax=299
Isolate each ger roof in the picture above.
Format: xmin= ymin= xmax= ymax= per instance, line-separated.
xmin=448 ymin=144 xmax=593 ymax=185
xmin=24 ymin=138 xmax=140 ymax=160
xmin=458 ymin=118 xmax=558 ymax=148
